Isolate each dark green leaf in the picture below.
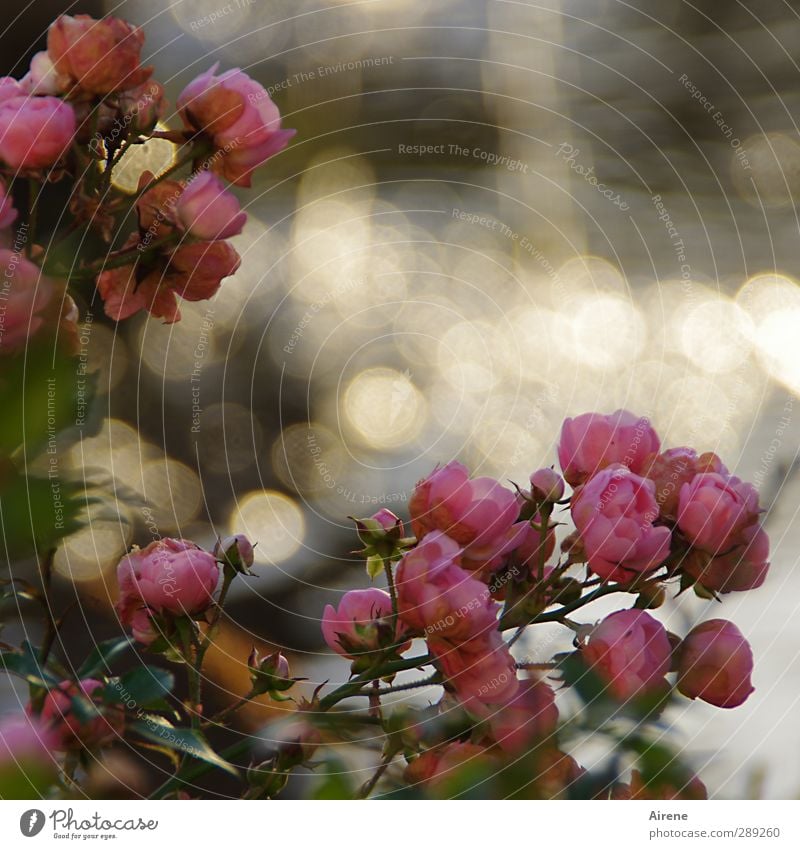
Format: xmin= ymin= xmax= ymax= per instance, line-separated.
xmin=0 ymin=650 xmax=59 ymax=688
xmin=104 ymin=666 xmax=174 ymax=709
xmin=129 ymin=717 xmax=239 ymax=777
xmin=78 ymin=637 xmax=133 ymax=677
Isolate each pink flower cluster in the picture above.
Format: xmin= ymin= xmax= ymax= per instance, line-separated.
xmin=0 ymin=11 xmax=294 ymax=339
xmin=560 ymin=410 xmax=768 ymax=594
xmin=397 ymin=531 xmax=517 ymax=706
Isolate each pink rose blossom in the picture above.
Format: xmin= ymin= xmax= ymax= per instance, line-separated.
xmin=0 ymin=179 xmax=18 ymax=229
xmin=116 ymin=538 xmax=220 ymax=619
xmin=409 ymin=461 xmax=525 ymax=573
xmin=571 ymin=465 xmax=671 ymax=582
xmin=475 ymin=678 xmax=559 ymax=753
xmin=0 ymin=77 xmax=25 ymax=104
xmin=321 ymin=588 xmax=409 ymax=658
xmin=432 ymin=630 xmax=518 ymax=706
xmin=38 ymin=679 xmax=124 ymax=751
xmin=0 ymin=714 xmax=57 ymax=765
xmin=685 ymin=522 xmax=769 ymax=594
xmin=21 ymin=51 xmax=69 ymax=95
xmin=177 ymin=64 xmax=295 ymax=187
xmin=581 ymin=609 xmax=671 ymax=701
xmin=47 ymin=14 xmax=152 ymax=95
xmin=677 ymin=472 xmax=760 ymax=554
xmin=558 ymin=409 xmax=660 ymax=487
xmin=677 ymin=619 xmax=754 ymax=708
xmin=396 ymin=531 xmax=498 ymax=642
xmin=0 ymin=95 xmax=76 ymax=169
xmin=98 ymin=236 xmax=240 ymax=323
xmin=0 ymin=251 xmax=60 ymax=354
xmin=175 ymin=172 xmax=247 ymax=240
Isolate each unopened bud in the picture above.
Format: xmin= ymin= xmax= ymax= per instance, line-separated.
xmin=215 ymin=534 xmax=255 ymax=573
xmin=248 ymin=649 xmax=293 ymax=696
xmin=530 ymin=468 xmax=565 ymax=503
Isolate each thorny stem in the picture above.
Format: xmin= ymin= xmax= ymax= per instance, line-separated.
xmin=37 ymin=549 xmax=59 ymax=666
xmin=358 ymin=752 xmax=394 ymax=799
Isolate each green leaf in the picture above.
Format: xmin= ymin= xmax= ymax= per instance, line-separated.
xmin=104 ymin=666 xmax=174 ymax=709
xmin=78 ymin=637 xmax=133 ymax=678
xmin=0 ymin=470 xmax=88 ymax=559
xmin=0 ymin=650 xmax=59 ymax=688
xmin=311 ymin=756 xmax=355 ymax=799
xmin=129 ymin=717 xmax=239 ymax=777
xmin=366 ymin=554 xmax=384 ymax=580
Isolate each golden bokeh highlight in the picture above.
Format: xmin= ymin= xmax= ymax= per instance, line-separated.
xmin=342 ymin=367 xmax=426 ymax=449
xmin=231 ymin=491 xmax=305 ymax=564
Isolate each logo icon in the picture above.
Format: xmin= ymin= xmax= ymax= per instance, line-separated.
xmin=19 ymin=810 xmax=45 ymax=837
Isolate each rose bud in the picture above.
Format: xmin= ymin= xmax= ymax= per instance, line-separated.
xmin=47 ymin=14 xmax=152 ymax=95
xmin=677 ymin=472 xmax=761 ymax=555
xmin=571 ymin=465 xmax=671 ymax=583
xmin=676 ymin=619 xmax=754 ymax=708
xmin=684 ymin=522 xmax=769 ymax=595
xmin=558 ymin=409 xmax=660 ymax=487
xmin=0 ymin=179 xmax=18 ymax=230
xmin=581 ymin=609 xmax=671 ymax=701
xmin=116 ymin=538 xmax=220 ymax=618
xmin=175 ymin=172 xmax=247 ymax=241
xmin=118 ymin=80 xmax=165 ymax=133
xmin=177 ymin=63 xmax=295 ymax=187
xmin=321 ymin=588 xmax=410 ymax=661
xmin=37 ymin=679 xmax=124 ymax=751
xmin=0 ymin=715 xmax=58 ymax=798
xmin=248 ymin=648 xmax=293 ymax=696
xmin=0 ymin=96 xmax=76 ymax=169
xmin=530 ymin=467 xmax=565 ymax=503
xmin=269 ymin=717 xmax=322 ymax=768
xmin=214 ymin=533 xmax=255 ymax=573
xmin=643 ymin=446 xmax=699 ymax=521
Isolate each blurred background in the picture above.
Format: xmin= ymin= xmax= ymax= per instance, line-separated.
xmin=3 ymin=0 xmax=800 ymax=798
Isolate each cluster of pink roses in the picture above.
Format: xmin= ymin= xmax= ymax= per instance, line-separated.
xmin=560 ymin=410 xmax=767 ymax=594
xmin=316 ymin=408 xmax=766 ymax=796
xmin=0 ymin=12 xmax=294 ymax=344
